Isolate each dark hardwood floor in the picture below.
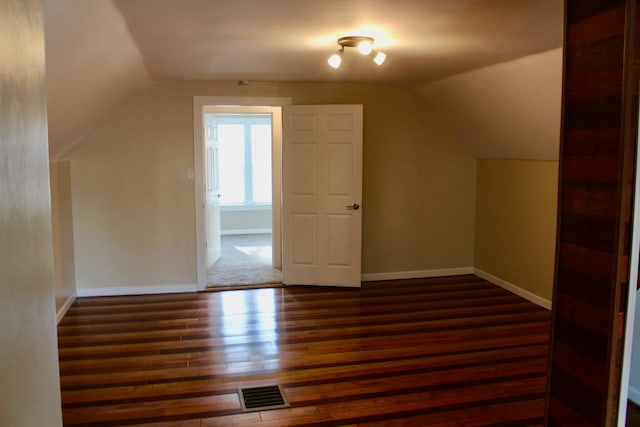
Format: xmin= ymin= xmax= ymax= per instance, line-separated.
xmin=58 ymin=275 xmax=551 ymax=426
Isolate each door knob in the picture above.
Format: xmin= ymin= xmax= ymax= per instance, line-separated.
xmin=345 ymin=203 xmax=360 ymax=210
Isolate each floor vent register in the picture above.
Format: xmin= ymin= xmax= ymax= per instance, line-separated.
xmin=238 ymin=385 xmax=290 ymax=412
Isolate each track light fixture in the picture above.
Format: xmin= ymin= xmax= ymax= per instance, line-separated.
xmin=327 ymin=36 xmax=387 ymax=69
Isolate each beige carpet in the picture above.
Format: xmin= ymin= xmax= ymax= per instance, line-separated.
xmin=206 ymin=234 xmax=282 ymax=288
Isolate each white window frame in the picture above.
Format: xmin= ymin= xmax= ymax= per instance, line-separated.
xmin=211 ymin=113 xmax=272 ymax=208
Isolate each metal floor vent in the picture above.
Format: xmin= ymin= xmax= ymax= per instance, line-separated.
xmin=238 ymin=385 xmax=290 ymax=412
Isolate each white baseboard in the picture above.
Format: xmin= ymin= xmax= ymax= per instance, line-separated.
xmin=56 ymin=291 xmax=77 ymax=324
xmin=474 ymin=268 xmax=552 ymax=310
xmin=222 ymin=228 xmax=272 ymax=235
xmin=361 ymin=267 xmax=474 ymax=282
xmin=630 ymin=386 xmax=640 ymax=406
xmin=77 ymin=284 xmax=198 ymax=297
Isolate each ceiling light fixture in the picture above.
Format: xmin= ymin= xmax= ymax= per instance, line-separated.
xmin=327 ymin=36 xmax=387 ymax=69
xmin=327 ymin=50 xmax=343 ymax=69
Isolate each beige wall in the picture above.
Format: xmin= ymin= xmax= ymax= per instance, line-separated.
xmin=70 ymin=81 xmax=477 ymax=291
xmin=68 ymin=51 xmax=562 ymax=302
xmin=474 ymin=159 xmax=558 ymax=301
xmin=417 ymin=49 xmax=562 ymax=303
xmin=221 ymin=208 xmax=272 ymax=234
xmin=50 ymin=161 xmax=77 ymax=314
xmin=0 ymin=0 xmax=63 ymax=424
xmin=70 ymin=83 xmax=197 ymax=289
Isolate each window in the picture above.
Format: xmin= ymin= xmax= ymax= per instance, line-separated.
xmin=213 ymin=114 xmax=272 ymax=206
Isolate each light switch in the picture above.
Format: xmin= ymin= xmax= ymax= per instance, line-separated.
xmin=187 ymin=169 xmax=195 ymax=181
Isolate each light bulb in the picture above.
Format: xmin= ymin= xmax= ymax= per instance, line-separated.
xmin=328 ymin=53 xmax=342 ymax=69
xmin=373 ymin=51 xmax=386 ymax=66
xmin=358 ymin=41 xmax=373 ymax=55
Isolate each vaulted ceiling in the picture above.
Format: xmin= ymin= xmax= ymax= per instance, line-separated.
xmin=45 ymin=0 xmax=563 ymax=158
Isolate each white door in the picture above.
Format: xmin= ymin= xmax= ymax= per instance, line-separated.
xmin=205 ymin=119 xmax=221 ymax=267
xmin=282 ymin=104 xmax=363 ymax=287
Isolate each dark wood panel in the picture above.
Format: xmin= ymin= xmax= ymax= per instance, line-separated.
xmin=560 ymin=213 xmax=618 ymax=251
xmin=561 ymin=181 xmax=620 ymax=218
xmin=58 ymin=276 xmax=551 ymax=426
xmin=567 ymin=1 xmax=626 ymax=26
xmin=556 ymin=266 xmax=614 ymax=308
xmin=548 ymin=0 xmax=638 ymax=425
xmin=566 ymin=36 xmax=625 ymax=77
xmin=563 ymin=155 xmax=623 ymax=183
xmin=550 ymin=367 xmax=605 ymax=424
xmin=628 ymin=401 xmax=640 ymax=426
xmin=568 ymin=6 xmax=626 ymax=47
xmin=565 ymin=69 xmax=625 ymax=102
xmin=558 ymin=242 xmax=616 ymax=280
xmin=553 ymin=315 xmax=609 ymax=364
xmin=564 ymin=95 xmax=624 ymax=130
xmin=555 ymin=293 xmax=611 ymax=336
xmin=564 ymin=129 xmax=621 ymax=155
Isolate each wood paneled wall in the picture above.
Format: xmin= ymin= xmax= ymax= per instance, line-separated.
xmin=547 ymin=0 xmax=639 ymax=425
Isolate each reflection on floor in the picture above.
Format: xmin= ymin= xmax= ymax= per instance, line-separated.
xmin=207 ymin=233 xmax=282 ymax=288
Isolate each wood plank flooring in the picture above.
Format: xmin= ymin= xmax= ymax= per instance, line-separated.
xmin=58 ymin=275 xmax=551 ymax=426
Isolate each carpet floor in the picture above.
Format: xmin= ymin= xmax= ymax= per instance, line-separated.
xmin=206 ymin=233 xmax=282 ymax=288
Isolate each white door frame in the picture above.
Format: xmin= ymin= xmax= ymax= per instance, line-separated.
xmin=193 ymin=96 xmax=291 ymax=291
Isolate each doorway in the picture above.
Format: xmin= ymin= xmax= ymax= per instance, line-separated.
xmin=204 ymin=112 xmax=281 ymax=287
xmin=193 ymin=96 xmax=291 ymax=291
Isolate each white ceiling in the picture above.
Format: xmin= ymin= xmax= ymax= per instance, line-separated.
xmin=113 ymin=0 xmax=563 ymax=84
xmin=45 ymin=0 xmax=563 ymax=157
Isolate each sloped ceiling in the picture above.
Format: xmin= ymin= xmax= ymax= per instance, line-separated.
xmin=45 ymin=0 xmax=153 ymax=158
xmin=418 ymin=48 xmax=563 ymax=160
xmin=45 ymin=0 xmax=563 ymax=158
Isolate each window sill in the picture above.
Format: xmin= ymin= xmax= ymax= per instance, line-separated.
xmin=221 ymin=204 xmax=272 ymax=212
